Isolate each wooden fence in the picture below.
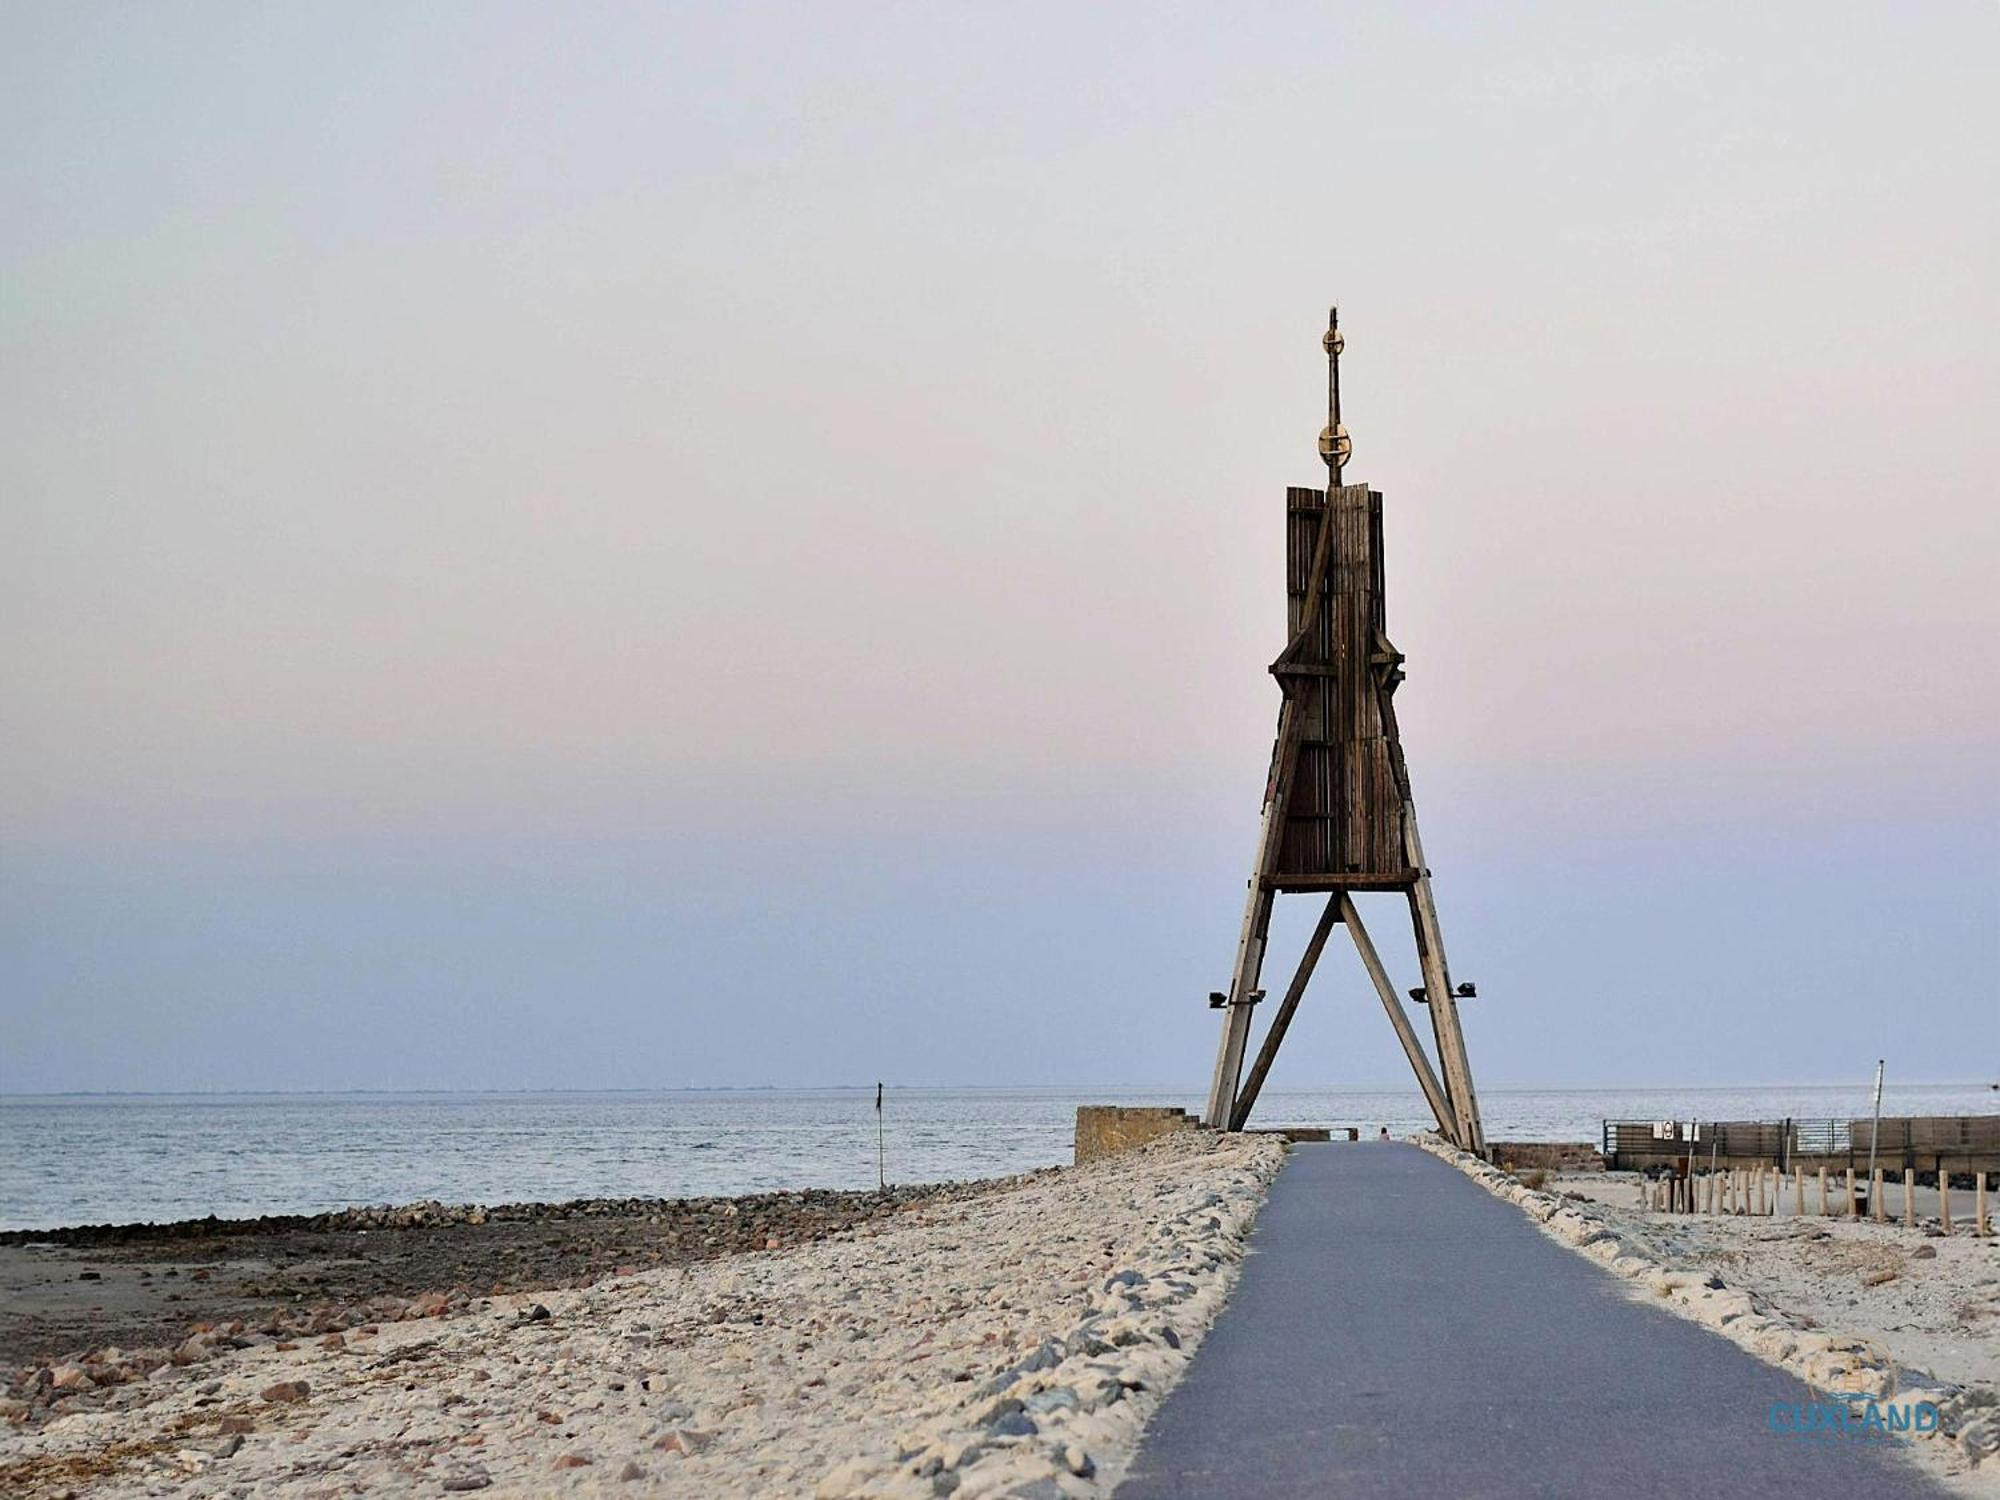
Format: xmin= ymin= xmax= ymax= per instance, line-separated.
xmin=1602 ymin=1115 xmax=2000 ymax=1175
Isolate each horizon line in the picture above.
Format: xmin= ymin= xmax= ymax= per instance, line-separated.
xmin=3 ymin=1080 xmax=1993 ymax=1102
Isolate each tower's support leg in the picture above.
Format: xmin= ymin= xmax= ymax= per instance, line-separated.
xmin=1206 ymin=699 xmax=1310 ymax=1129
xmin=1204 ymin=880 xmax=1273 ymax=1128
xmin=1338 ymin=893 xmax=1453 ymax=1137
xmin=1229 ymin=895 xmax=1340 ymax=1131
xmin=1403 ymin=811 xmax=1485 ymax=1154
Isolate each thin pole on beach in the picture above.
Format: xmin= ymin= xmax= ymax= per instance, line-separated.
xmin=1867 ymin=1059 xmax=1884 ymax=1195
xmin=875 ymin=1082 xmax=886 ymax=1192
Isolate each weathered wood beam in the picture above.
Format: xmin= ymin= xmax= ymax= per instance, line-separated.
xmin=1339 ymin=893 xmax=1454 ymax=1138
xmin=1263 ymin=871 xmax=1422 ymax=893
xmin=1402 ymin=809 xmax=1485 ymax=1154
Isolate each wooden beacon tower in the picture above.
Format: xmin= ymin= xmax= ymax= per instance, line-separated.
xmin=1204 ymin=309 xmax=1486 ymax=1155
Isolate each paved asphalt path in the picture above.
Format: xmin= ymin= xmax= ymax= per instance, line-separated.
xmin=1117 ymin=1143 xmax=1950 ymax=1499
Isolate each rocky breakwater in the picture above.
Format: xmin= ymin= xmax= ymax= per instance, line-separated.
xmin=0 ymin=1183 xmax=996 ymax=1381
xmin=0 ymin=1131 xmax=1285 ymax=1498
xmin=0 ymin=1184 xmax=987 ymax=1250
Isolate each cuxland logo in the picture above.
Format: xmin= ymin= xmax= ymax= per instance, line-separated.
xmin=1767 ymin=1339 xmax=1940 ymax=1443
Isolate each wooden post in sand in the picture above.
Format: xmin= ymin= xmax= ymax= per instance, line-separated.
xmin=1872 ymin=1169 xmax=1886 ymax=1223
xmin=1846 ymin=1168 xmax=1858 ymax=1219
xmin=1904 ymin=1168 xmax=1917 ymax=1230
xmin=1978 ymin=1175 xmax=1990 ymax=1238
xmin=1939 ymin=1166 xmax=1953 ymax=1234
xmin=1793 ymin=1165 xmax=1805 ymax=1214
xmin=1817 ymin=1166 xmax=1828 ymax=1216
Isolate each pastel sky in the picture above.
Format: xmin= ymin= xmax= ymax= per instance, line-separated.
xmin=4 ymin=2 xmax=1995 ymax=1096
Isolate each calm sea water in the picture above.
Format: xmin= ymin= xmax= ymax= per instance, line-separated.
xmin=2 ymin=1084 xmax=1994 ymax=1233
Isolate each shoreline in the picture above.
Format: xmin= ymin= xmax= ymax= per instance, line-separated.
xmin=0 ymin=1181 xmax=1018 ymax=1249
xmin=0 ymin=1182 xmax=1013 ymax=1379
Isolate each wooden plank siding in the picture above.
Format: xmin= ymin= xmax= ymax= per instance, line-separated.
xmin=1271 ymin=485 xmax=1415 ymax=889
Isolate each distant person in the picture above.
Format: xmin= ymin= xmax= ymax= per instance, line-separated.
xmin=1378 ymin=1127 xmax=1390 ymax=1141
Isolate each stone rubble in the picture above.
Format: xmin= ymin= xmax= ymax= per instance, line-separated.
xmin=1414 ymin=1132 xmax=2000 ymax=1485
xmin=0 ymin=1131 xmax=1284 ymax=1498
xmin=1 ymin=1182 xmax=1009 ymax=1398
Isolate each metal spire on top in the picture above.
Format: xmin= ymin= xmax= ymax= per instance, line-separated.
xmin=1317 ymin=306 xmax=1351 ymax=481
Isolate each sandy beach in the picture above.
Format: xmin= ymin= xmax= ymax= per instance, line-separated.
xmin=0 ymin=1131 xmax=1283 ymax=1498
xmin=0 ymin=1184 xmax=998 ymax=1375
